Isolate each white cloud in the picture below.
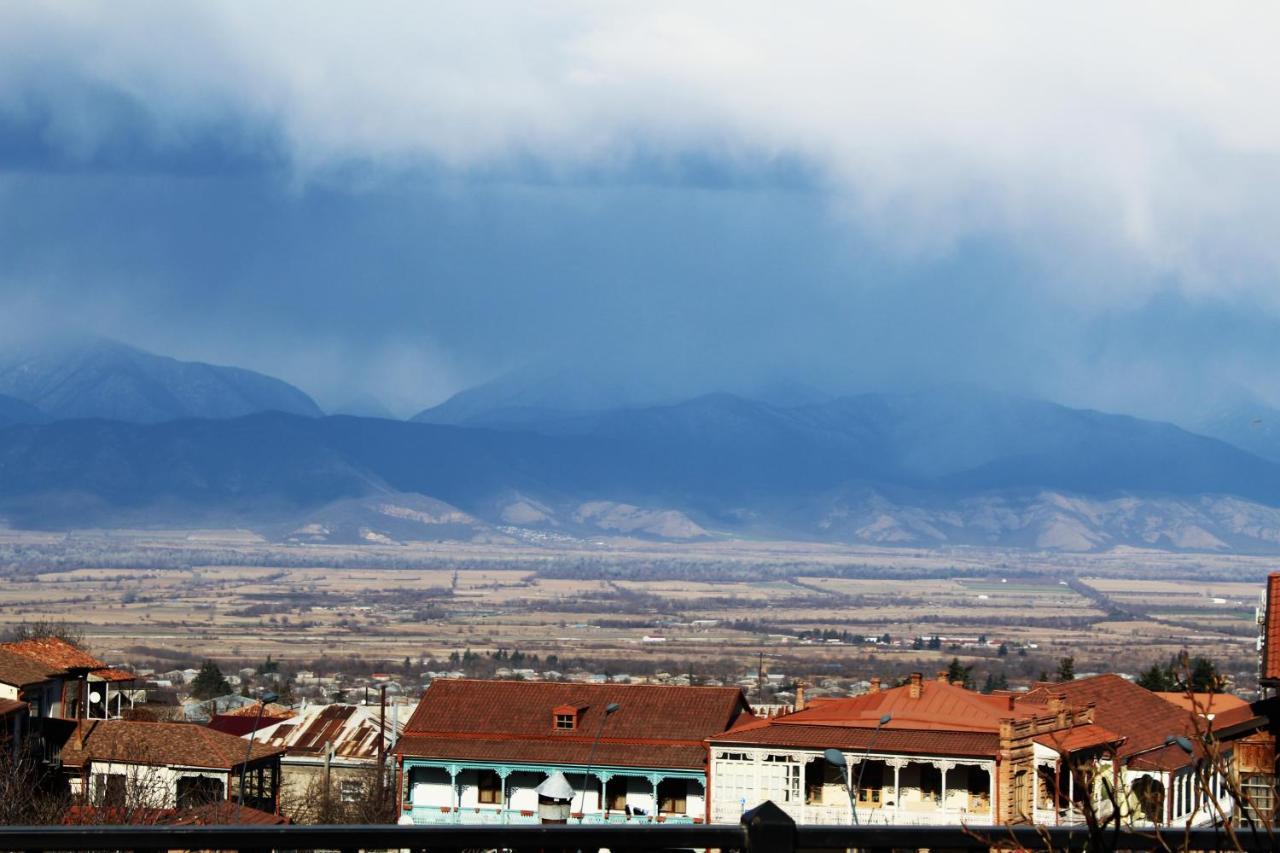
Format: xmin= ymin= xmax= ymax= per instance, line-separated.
xmin=4 ymin=2 xmax=1280 ymax=303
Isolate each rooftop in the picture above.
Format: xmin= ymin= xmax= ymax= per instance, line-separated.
xmin=58 ymin=719 xmax=283 ymax=770
xmin=249 ymin=703 xmax=400 ymax=760
xmin=399 ymin=680 xmax=751 ymax=770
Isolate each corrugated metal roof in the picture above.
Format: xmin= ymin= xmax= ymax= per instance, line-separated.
xmin=250 ymin=704 xmax=400 ymax=760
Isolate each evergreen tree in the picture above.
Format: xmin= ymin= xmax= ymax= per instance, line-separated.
xmin=1136 ymin=662 xmax=1175 ymax=692
xmin=1056 ymin=656 xmax=1076 ymax=682
xmin=190 ymin=660 xmax=231 ymax=700
xmin=946 ymin=657 xmax=974 ymax=689
xmin=997 ymin=643 xmax=1009 ymax=657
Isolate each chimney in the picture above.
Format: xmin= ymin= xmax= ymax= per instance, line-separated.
xmin=936 ymin=670 xmax=949 ymax=684
xmin=868 ymin=677 xmax=881 ymax=694
xmin=1007 ymin=695 xmax=1016 ymax=712
xmin=1048 ymin=693 xmax=1064 ymax=714
xmin=909 ymin=672 xmax=923 ymax=699
xmin=795 ymin=681 xmax=806 ymax=712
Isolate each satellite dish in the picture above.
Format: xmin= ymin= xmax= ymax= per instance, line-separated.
xmin=88 ymin=691 xmax=102 ymax=704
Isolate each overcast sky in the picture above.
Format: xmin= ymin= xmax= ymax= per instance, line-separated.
xmin=2 ymin=2 xmax=1280 ymax=417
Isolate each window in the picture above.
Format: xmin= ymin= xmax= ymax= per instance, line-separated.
xmin=605 ymin=777 xmax=627 ymax=811
xmin=920 ymin=765 xmax=943 ymax=803
xmin=658 ymin=779 xmax=687 ymax=814
xmin=555 ymin=713 xmax=576 ymax=730
xmin=94 ymin=773 xmax=126 ymax=807
xmin=339 ymin=779 xmax=365 ymax=803
xmin=477 ymin=770 xmax=502 ymax=804
xmin=176 ymin=776 xmax=225 ymax=809
xmin=1240 ymin=773 xmax=1275 ymax=823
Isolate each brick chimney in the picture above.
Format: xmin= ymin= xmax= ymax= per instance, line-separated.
xmin=909 ymin=672 xmax=923 ymax=699
xmin=936 ymin=670 xmax=949 ymax=684
xmin=1007 ymin=695 xmax=1016 ymax=712
xmin=868 ymin=677 xmax=881 ymax=694
xmin=795 ymin=681 xmax=806 ymax=712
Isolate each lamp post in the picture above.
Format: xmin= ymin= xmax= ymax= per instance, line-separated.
xmin=576 ymin=702 xmax=620 ymax=822
xmin=825 ymin=713 xmax=892 ymax=825
xmin=236 ymin=690 xmax=278 ymax=823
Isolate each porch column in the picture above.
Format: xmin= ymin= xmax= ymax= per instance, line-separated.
xmin=447 ymin=763 xmax=461 ymax=823
xmin=596 ymin=771 xmax=614 ymax=818
xmin=936 ymin=760 xmax=955 ymax=813
xmin=497 ymin=767 xmax=511 ymax=823
xmin=887 ymin=758 xmax=907 ymax=822
xmin=989 ymin=762 xmax=998 ymax=822
xmin=648 ymin=773 xmax=662 ymax=823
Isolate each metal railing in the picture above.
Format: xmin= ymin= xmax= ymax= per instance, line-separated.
xmin=0 ymin=800 xmax=1273 ymax=851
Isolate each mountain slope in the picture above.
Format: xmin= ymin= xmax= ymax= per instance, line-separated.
xmin=5 ymin=390 xmax=1280 ymax=550
xmin=0 ymin=394 xmax=45 ymax=427
xmin=0 ymin=338 xmax=322 ymax=422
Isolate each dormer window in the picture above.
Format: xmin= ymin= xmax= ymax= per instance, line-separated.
xmin=553 ymin=703 xmax=587 ymax=730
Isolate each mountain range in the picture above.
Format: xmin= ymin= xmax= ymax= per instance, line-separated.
xmin=4 ymin=338 xmax=1280 ymax=552
xmin=0 ymin=338 xmax=321 ymax=423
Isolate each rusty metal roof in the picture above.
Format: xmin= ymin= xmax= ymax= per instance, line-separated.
xmin=248 ymin=703 xmax=401 ymax=760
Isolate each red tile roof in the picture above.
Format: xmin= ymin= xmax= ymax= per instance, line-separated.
xmin=1154 ymin=692 xmax=1250 ymax=717
xmin=764 ymin=679 xmax=1037 ymax=734
xmin=0 ymin=648 xmax=57 ymax=689
xmin=58 ymin=719 xmax=283 ymax=770
xmin=1032 ymin=723 xmax=1124 ymax=754
xmin=713 ymin=721 xmax=1000 ymax=757
xmin=1020 ymin=675 xmax=1198 ymax=768
xmin=167 ymin=802 xmax=289 ymax=825
xmin=399 ymin=680 xmax=751 ymax=771
xmin=0 ymin=637 xmax=107 ymax=671
xmin=1263 ymin=573 xmax=1280 ymax=683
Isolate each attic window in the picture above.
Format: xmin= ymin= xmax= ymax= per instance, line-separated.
xmin=553 ymin=703 xmax=587 ymax=730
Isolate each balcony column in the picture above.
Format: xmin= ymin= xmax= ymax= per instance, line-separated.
xmin=647 ymin=773 xmax=663 ymax=822
xmin=497 ymin=767 xmax=512 ymax=823
xmin=935 ymin=760 xmax=955 ymax=813
xmin=446 ymin=763 xmax=461 ymax=823
xmin=596 ymin=771 xmax=614 ymax=819
xmin=886 ymin=758 xmax=908 ymax=822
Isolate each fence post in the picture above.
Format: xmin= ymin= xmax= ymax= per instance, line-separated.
xmin=741 ymin=800 xmax=795 ymax=853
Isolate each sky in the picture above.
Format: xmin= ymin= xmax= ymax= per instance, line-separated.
xmin=2 ymin=3 xmax=1280 ymax=419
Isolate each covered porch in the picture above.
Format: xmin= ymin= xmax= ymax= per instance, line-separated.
xmin=401 ymin=759 xmax=706 ymax=825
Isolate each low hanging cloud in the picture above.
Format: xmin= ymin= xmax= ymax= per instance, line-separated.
xmin=2 ymin=3 xmax=1280 ymax=414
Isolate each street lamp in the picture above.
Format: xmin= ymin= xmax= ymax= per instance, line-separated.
xmin=825 ymin=713 xmax=892 ymax=825
xmin=236 ymin=690 xmax=279 ymax=822
xmin=1165 ymin=735 xmax=1194 ymax=754
xmin=576 ymin=702 xmax=621 ymax=822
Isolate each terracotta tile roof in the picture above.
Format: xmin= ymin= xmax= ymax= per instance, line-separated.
xmin=0 ymin=698 xmax=28 ymax=717
xmin=1020 ymin=675 xmax=1196 ymax=765
xmin=0 ymin=647 xmax=57 ymax=689
xmin=764 ymin=679 xmax=1036 ymax=734
xmin=1154 ymin=692 xmax=1249 ymax=717
xmin=250 ymin=703 xmax=399 ymax=760
xmin=0 ymin=637 xmax=106 ymax=671
xmin=1032 ymin=723 xmax=1124 ymax=754
xmin=92 ymin=667 xmax=138 ymax=683
xmin=167 ymin=802 xmax=289 ymax=825
xmin=399 ymin=680 xmax=751 ymax=771
xmin=712 ymin=721 xmax=1000 ymax=757
xmin=58 ymin=719 xmax=283 ymax=770
xmin=1263 ymin=573 xmax=1280 ymax=683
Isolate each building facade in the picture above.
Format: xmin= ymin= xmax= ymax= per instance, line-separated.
xmin=396 ymin=680 xmax=752 ymax=825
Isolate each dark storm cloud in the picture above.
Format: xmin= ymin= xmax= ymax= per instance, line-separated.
xmin=3 ymin=3 xmax=1280 ymax=418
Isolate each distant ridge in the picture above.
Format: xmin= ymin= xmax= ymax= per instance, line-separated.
xmin=0 ymin=393 xmax=45 ymax=427
xmin=6 ymin=387 xmax=1280 ymax=551
xmin=0 ymin=338 xmax=322 ymax=423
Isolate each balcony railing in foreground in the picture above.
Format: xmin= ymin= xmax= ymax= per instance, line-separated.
xmin=0 ymin=801 xmax=1275 ymax=851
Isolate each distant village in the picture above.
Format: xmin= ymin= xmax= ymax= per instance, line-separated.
xmin=3 ymin=574 xmax=1280 ymax=829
